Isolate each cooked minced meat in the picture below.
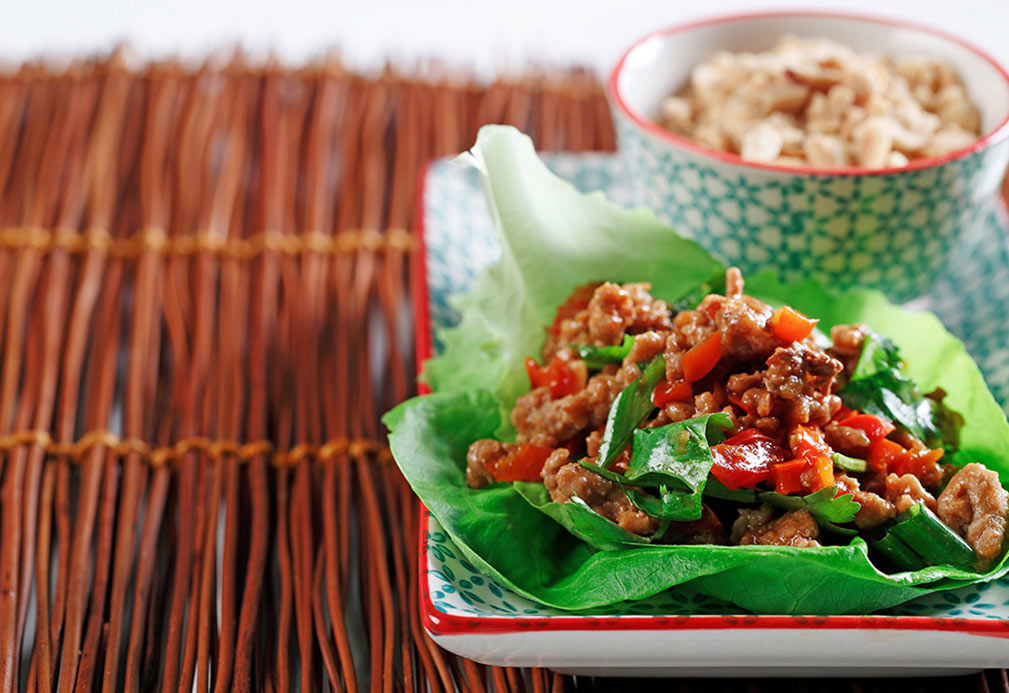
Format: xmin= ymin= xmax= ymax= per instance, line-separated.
xmin=466 ymin=439 xmax=513 ymax=489
xmin=511 ymin=369 xmax=626 ymax=448
xmin=547 ymin=281 xmax=672 ymax=360
xmin=886 ymin=473 xmax=937 ymax=514
xmin=762 ymin=344 xmax=843 ymax=426
xmin=823 ymin=422 xmax=871 ymax=456
xmin=937 ymin=464 xmax=1008 ymax=561
xmin=541 ymin=448 xmax=658 ymax=535
xmin=463 ymin=268 xmax=1006 ymax=565
xmin=735 ymin=507 xmax=821 ymax=548
xmin=668 ymin=504 xmax=726 ymax=545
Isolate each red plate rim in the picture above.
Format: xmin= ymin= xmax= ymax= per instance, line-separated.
xmin=411 ymin=156 xmax=1009 ymax=638
xmin=606 ymin=10 xmax=1009 ymax=178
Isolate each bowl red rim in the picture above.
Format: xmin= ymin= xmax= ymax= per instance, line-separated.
xmin=412 ymin=159 xmax=1009 ymax=638
xmin=606 ymin=10 xmax=1009 ymax=177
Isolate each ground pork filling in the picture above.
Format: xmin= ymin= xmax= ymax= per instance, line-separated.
xmin=463 ymin=270 xmax=1008 ymax=562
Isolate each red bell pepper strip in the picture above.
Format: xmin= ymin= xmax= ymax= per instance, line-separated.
xmin=525 ymin=355 xmax=586 ymax=399
xmin=770 ymin=306 xmax=818 ymax=343
xmin=723 ymin=428 xmax=773 ymax=447
xmin=489 ymin=444 xmax=554 ymax=482
xmin=867 ymin=437 xmax=906 ymax=473
xmin=652 ymin=380 xmax=693 ymax=407
xmin=727 ymin=392 xmax=755 ymax=415
xmin=710 ymin=429 xmax=787 ymax=491
xmin=892 ymin=447 xmax=945 ymax=478
xmin=682 ymin=332 xmax=722 ymax=382
xmin=790 ymin=425 xmax=835 ymax=492
xmin=838 ymin=413 xmax=896 ymax=442
xmin=773 ymin=459 xmax=807 ymax=495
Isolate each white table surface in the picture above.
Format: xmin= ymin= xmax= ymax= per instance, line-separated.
xmin=4 ymin=0 xmax=1009 ymax=79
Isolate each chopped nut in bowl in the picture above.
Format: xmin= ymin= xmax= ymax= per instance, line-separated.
xmin=608 ymin=12 xmax=1009 ymax=301
xmin=658 ymin=35 xmax=982 ymax=169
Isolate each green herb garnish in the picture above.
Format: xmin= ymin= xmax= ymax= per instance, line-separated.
xmin=832 ymin=451 xmax=868 ymax=473
xmin=840 ymin=331 xmax=957 ymax=447
xmin=596 ymin=356 xmax=665 ymax=468
xmin=884 ymin=503 xmax=976 ymax=570
xmin=575 ymin=335 xmax=634 ymax=370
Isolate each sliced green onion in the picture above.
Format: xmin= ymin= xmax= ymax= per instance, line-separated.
xmin=575 ymin=335 xmax=634 ymax=370
xmin=832 ymin=452 xmax=867 ymax=473
xmin=869 ymin=530 xmax=929 ymax=572
xmin=888 ymin=503 xmax=976 ymax=570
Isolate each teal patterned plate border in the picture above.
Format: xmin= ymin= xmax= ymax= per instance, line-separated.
xmin=419 ymin=152 xmax=1009 ymax=624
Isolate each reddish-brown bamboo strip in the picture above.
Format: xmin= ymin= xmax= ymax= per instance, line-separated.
xmin=212 ymin=65 xmax=256 ymax=693
xmin=56 ymin=61 xmax=134 ymax=692
xmin=74 ymin=259 xmax=129 ymax=691
xmin=311 ymin=546 xmax=342 ymax=692
xmin=20 ymin=72 xmax=100 ymax=692
xmin=31 ymin=463 xmax=56 ymax=693
xmin=156 ymin=67 xmax=215 ymax=692
xmin=230 ymin=65 xmax=283 ymax=690
xmin=0 ymin=73 xmax=61 ymax=690
xmin=348 ymin=74 xmax=401 ymax=693
xmin=379 ymin=81 xmax=424 ymax=693
xmin=303 ymin=65 xmax=358 ymax=693
xmin=100 ymin=66 xmax=179 ymax=693
xmin=268 ymin=71 xmax=307 ymax=691
xmin=176 ymin=448 xmax=210 ymax=693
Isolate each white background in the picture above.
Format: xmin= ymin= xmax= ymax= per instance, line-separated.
xmin=4 ymin=0 xmax=1009 ymax=78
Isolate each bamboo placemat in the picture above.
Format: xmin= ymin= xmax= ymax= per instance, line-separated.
xmin=0 ymin=52 xmax=1005 ymax=693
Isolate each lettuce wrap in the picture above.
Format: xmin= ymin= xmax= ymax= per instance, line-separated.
xmin=383 ymin=125 xmax=1009 ymax=614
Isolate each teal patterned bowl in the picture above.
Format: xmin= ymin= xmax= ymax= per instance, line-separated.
xmin=608 ymin=12 xmax=1009 ymax=301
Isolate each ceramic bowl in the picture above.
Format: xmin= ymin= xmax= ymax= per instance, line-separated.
xmin=607 ymin=12 xmax=1009 ymax=301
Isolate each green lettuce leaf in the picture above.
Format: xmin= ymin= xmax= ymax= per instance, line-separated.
xmin=385 ymin=125 xmax=1009 ymax=614
xmin=513 ymin=482 xmax=659 ymax=551
xmin=422 ymin=127 xmax=723 ymax=438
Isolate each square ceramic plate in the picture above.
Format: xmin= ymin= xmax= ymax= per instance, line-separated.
xmin=413 ymin=153 xmax=1009 ymax=677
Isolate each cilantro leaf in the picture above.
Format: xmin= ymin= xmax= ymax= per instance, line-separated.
xmin=702 ymin=477 xmax=758 ymax=502
xmin=596 ymin=356 xmax=665 ymax=468
xmin=669 ymin=268 xmax=725 ymax=314
xmin=583 ymin=414 xmax=732 ymax=522
xmin=840 ymin=330 xmax=957 ymax=447
xmin=850 ymin=331 xmax=902 ymax=380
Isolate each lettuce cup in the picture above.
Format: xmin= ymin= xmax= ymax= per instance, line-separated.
xmin=385 ymin=126 xmax=1009 ymax=615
